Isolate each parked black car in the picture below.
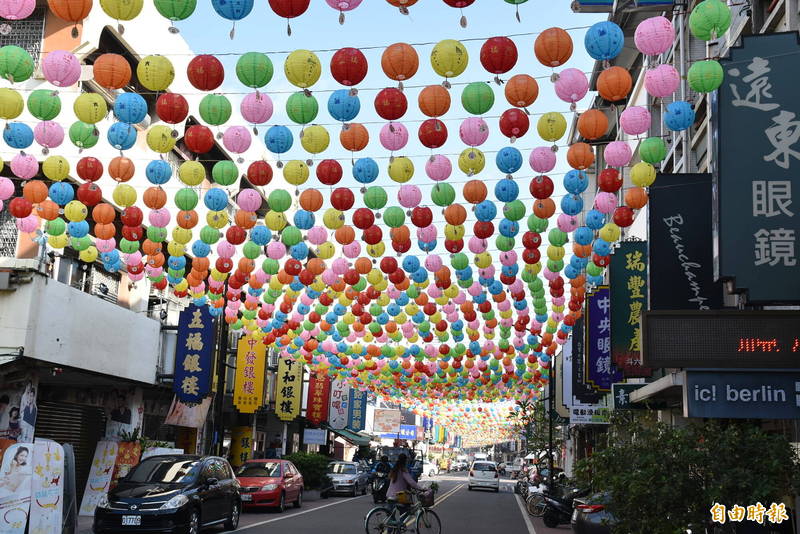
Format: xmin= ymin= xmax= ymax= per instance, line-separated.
xmin=571 ymin=492 xmax=615 ymax=534
xmin=93 ymin=455 xmax=240 ymax=534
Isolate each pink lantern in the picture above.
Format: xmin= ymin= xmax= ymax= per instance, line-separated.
xmin=0 ymin=177 xmax=14 ymax=200
xmin=554 ymin=68 xmax=589 ymax=106
xmin=332 ymin=257 xmax=349 ymax=275
xmin=322 ymin=268 xmax=338 ymax=286
xmin=418 ymin=225 xmax=437 ymax=242
xmin=458 ymin=117 xmax=489 ymax=147
xmin=529 ymin=146 xmax=556 ymax=173
xmin=594 ymin=191 xmax=618 ymax=213
xmin=148 ymin=208 xmax=170 ymax=227
xmin=125 ymin=251 xmax=142 ymax=265
xmin=424 ymin=254 xmax=442 ymax=272
xmin=635 ymin=16 xmax=675 ymax=56
xmin=326 ymin=0 xmax=362 ymax=11
xmin=556 ymin=213 xmax=579 ymax=232
xmin=605 ymin=141 xmax=632 ymax=167
xmin=619 ymin=106 xmax=651 ymax=136
xmin=380 ymin=122 xmax=408 ymax=151
xmin=499 ymin=250 xmax=516 ymax=266
xmin=222 ymin=126 xmax=252 ymax=154
xmin=241 ymin=92 xmax=273 ymax=124
xmin=0 ymin=0 xmax=35 ymax=19
xmin=236 ymin=188 xmax=261 ymax=211
xmin=306 ymin=226 xmax=327 ymax=245
xmin=16 ymin=214 xmax=38 ymax=232
xmin=644 ymin=64 xmax=680 ymax=98
xmin=10 ymin=153 xmax=37 ymax=179
xmin=34 ymin=121 xmax=64 ymax=150
xmin=398 ymin=184 xmax=422 ymax=208
xmin=97 ymin=238 xmax=116 ymax=253
xmin=267 ymin=241 xmax=286 ymax=259
xmin=128 ymin=271 xmax=144 ymax=282
xmin=425 ymin=154 xmax=452 ymax=182
xmin=468 ymin=236 xmax=487 ymax=254
xmin=343 ymin=240 xmax=360 ymax=258
xmin=42 ymin=50 xmax=81 ymax=87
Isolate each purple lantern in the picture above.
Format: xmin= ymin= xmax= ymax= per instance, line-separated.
xmin=619 ymin=106 xmax=651 ymax=137
xmin=605 ymin=141 xmax=632 ymax=168
xmin=458 ymin=117 xmax=489 ymax=147
xmin=380 ymin=121 xmax=408 ymax=151
xmin=644 ymin=64 xmax=680 ymax=99
xmin=42 ymin=50 xmax=81 ymax=87
xmin=241 ymin=92 xmax=273 ymax=125
xmin=425 ymin=154 xmax=452 ymax=182
xmin=634 ymin=16 xmax=675 ymax=56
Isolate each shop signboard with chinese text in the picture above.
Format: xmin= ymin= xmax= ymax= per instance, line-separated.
xmin=230 ymin=426 xmax=253 ymax=467
xmin=173 ymin=305 xmax=214 ymax=403
xmin=303 ymin=428 xmax=327 ymax=445
xmin=684 ymin=370 xmax=800 ymax=419
xmin=305 ymin=375 xmax=330 ymax=426
xmin=562 ymin=337 xmax=607 ymax=424
xmin=381 ymin=424 xmax=417 ymax=440
xmin=275 ymin=358 xmax=303 ymax=421
xmin=571 ymin=317 xmax=602 ymax=403
xmin=372 ymin=409 xmax=403 ymax=434
xmin=569 ymin=396 xmax=611 ymax=424
xmin=610 ymin=383 xmax=668 ymax=410
xmin=716 ymin=32 xmax=800 ymax=302
xmin=586 ymin=286 xmax=621 ymax=391
xmin=610 ymin=242 xmax=651 ymax=377
xmin=234 ymin=337 xmax=266 ymax=413
xmin=347 ymin=389 xmax=368 ymax=431
xmin=328 ymin=379 xmax=350 ymax=430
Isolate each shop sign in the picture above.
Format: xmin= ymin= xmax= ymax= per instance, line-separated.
xmin=173 ymin=305 xmax=214 ymax=404
xmin=303 ymin=428 xmax=327 ymax=446
xmin=79 ymin=441 xmax=118 ymax=516
xmin=382 ymin=424 xmax=417 ymax=440
xmin=305 ymin=375 xmax=330 ymax=426
xmin=347 ymin=389 xmax=368 ymax=431
xmin=569 ymin=397 xmax=611 ymax=425
xmin=586 ymin=286 xmax=621 ymax=391
xmin=275 ymin=358 xmax=303 ymax=422
xmin=372 ymin=409 xmax=402 ymax=434
xmin=685 ymin=370 xmax=800 ymax=419
xmin=0 ymin=442 xmax=33 ymax=533
xmin=230 ymin=426 xmax=253 ymax=468
xmin=29 ymin=439 xmax=64 ymax=534
xmin=610 ymin=241 xmax=651 ymax=377
xmin=570 ymin=317 xmax=602 ymax=404
xmin=612 ymin=383 xmax=647 ymax=410
xmin=234 ymin=337 xmax=266 ymax=414
xmin=328 ymin=379 xmax=350 ymax=430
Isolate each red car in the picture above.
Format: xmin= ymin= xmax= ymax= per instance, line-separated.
xmin=236 ymin=459 xmax=304 ymax=512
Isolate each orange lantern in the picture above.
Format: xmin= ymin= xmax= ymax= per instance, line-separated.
xmin=597 ymin=66 xmax=632 ymax=102
xmin=109 ymin=156 xmax=135 ymax=183
xmin=193 ymin=257 xmax=210 ymax=272
xmin=572 ymin=242 xmax=592 ymax=258
xmin=577 ymin=109 xmax=608 ymax=141
xmin=234 ymin=210 xmax=257 ymax=229
xmin=94 ymin=222 xmax=116 ymax=240
xmin=418 ymin=85 xmax=450 ymax=117
xmin=23 ymin=180 xmax=48 ymax=203
xmin=142 ymin=239 xmax=161 ymax=256
xmin=390 ymin=225 xmax=410 ymax=242
xmin=143 ymin=186 xmax=167 ymax=209
xmin=48 ymin=0 xmax=92 ymax=24
xmin=534 ymin=28 xmax=573 ymax=68
xmin=381 ymin=43 xmax=419 ymax=84
xmin=299 ymin=188 xmax=323 ymax=212
xmin=92 ymin=203 xmax=116 ymax=224
xmin=354 ymin=257 xmax=371 ymax=274
xmin=340 ymin=122 xmax=369 ymax=152
xmin=35 ymin=200 xmax=60 ymax=220
xmin=306 ymin=258 xmax=325 ymax=275
xmin=335 ymin=225 xmax=355 ymax=245
xmin=176 ymin=210 xmax=199 ymax=229
xmin=238 ymin=258 xmax=255 ymax=273
xmin=443 ymin=204 xmax=466 ymax=225
xmin=504 ymin=74 xmax=539 ymax=108
xmin=93 ymin=53 xmax=131 ymax=90
xmin=566 ymin=142 xmax=595 ymax=170
xmin=386 ymin=0 xmax=418 ymax=12
xmin=533 ymin=198 xmax=555 ymax=218
xmin=625 ymin=187 xmax=649 ymax=209
xmin=462 ymin=179 xmax=487 ymax=204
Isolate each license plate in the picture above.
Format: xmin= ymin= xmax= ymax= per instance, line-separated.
xmin=241 ymin=494 xmax=252 ymax=501
xmin=121 ymin=515 xmax=141 ymax=526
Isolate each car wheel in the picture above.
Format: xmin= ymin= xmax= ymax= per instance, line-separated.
xmin=361 ymin=483 xmax=367 ymax=496
xmin=351 ymin=484 xmax=358 ymax=497
xmin=294 ymin=489 xmax=302 ymax=508
xmin=467 ymin=485 xmax=473 ymax=491
xmin=187 ymin=509 xmax=200 ymax=534
xmin=277 ymin=492 xmax=286 ymax=513
xmin=224 ymin=501 xmax=240 ymax=531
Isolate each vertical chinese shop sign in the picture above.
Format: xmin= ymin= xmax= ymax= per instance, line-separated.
xmin=586 ymin=286 xmax=621 ymax=391
xmin=348 ymin=389 xmax=368 ymax=431
xmin=173 ymin=305 xmax=214 ymax=403
xmin=328 ymin=379 xmax=350 ymax=430
xmin=305 ymin=375 xmax=331 ymax=426
xmin=610 ymin=242 xmax=651 ymax=377
xmin=275 ymin=357 xmax=303 ymax=421
xmin=234 ymin=337 xmax=266 ymax=413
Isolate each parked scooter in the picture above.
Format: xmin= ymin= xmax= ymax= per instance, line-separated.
xmin=541 ymin=487 xmax=590 ymax=528
xmin=372 ymin=471 xmax=389 ymax=503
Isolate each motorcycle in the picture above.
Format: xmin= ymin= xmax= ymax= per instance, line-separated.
xmin=541 ymin=487 xmax=589 ymax=528
xmin=372 ymin=472 xmax=389 ymax=503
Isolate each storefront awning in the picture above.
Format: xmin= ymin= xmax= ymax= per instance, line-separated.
xmin=327 ymin=427 xmax=372 ymax=447
xmin=629 ymin=372 xmax=684 ymax=405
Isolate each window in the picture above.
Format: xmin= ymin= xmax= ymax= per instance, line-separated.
xmin=0 ymin=210 xmax=18 ymax=257
xmin=126 ymin=458 xmax=200 ymax=484
xmin=328 ymin=463 xmax=357 ymax=475
xmin=236 ymin=462 xmax=281 ymax=478
xmin=472 ymin=462 xmax=496 ymax=472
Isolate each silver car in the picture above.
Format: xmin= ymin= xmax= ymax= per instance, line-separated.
xmin=326 ymin=461 xmax=370 ymax=497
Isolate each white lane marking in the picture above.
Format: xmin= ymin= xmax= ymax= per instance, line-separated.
xmin=403 ymin=483 xmax=464 ymax=528
xmin=235 ymin=495 xmax=368 ymax=531
xmin=514 ymin=494 xmax=537 ymax=534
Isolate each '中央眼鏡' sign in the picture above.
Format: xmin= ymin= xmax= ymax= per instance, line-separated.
xmin=586 ymin=286 xmax=621 ymax=391
xmin=174 ymin=305 xmax=214 ymax=404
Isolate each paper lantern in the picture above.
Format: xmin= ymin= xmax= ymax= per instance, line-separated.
xmin=388 ymin=156 xmax=414 ymax=183
xmin=496 ymin=146 xmax=522 ymax=174
xmin=327 ymin=89 xmax=360 ymax=122
xmin=265 ymin=125 xmax=293 ymax=154
xmin=316 ymin=159 xmax=342 ymax=185
xmin=554 ymin=68 xmax=588 ymax=106
xmin=461 ymin=82 xmax=494 ymax=115
xmin=240 ymin=92 xmax=273 ymax=124
xmin=644 ymin=64 xmax=680 ymax=99
xmin=687 ymin=60 xmax=724 ymax=93
xmin=108 ymin=156 xmax=135 ymax=183
xmin=639 ymin=136 xmax=667 ymax=165
xmin=505 ymin=74 xmax=538 ymax=108
xmin=245 ymin=160 xmax=272 ymax=186
xmin=155 ymin=92 xmax=188 ymax=124
xmin=635 ymin=16 xmax=674 ymax=56
xmin=330 ymin=47 xmax=367 ymax=86
xmin=211 ymin=0 xmax=253 ymax=22
xmin=284 ymin=49 xmax=321 ymax=89
xmin=301 ymin=125 xmax=330 ymax=154
xmin=418 ymin=85 xmax=450 ymax=117
xmin=379 ymin=122 xmax=408 ymax=151
xmin=535 ymin=27 xmax=572 ymax=68
xmin=286 ymin=91 xmax=318 ymax=124
xmin=386 ymin=0 xmax=417 ymax=13
xmin=374 ymin=87 xmax=407 ymax=120
xmin=631 ymin=162 xmax=656 ymax=187
xmin=27 ymin=89 xmax=61 ymax=120
xmin=187 ymin=54 xmax=224 ymax=91
xmin=499 ymin=108 xmax=529 ymax=140
xmin=47 ymin=0 xmax=92 ymax=23
xmin=458 ymin=117 xmax=488 ymax=147
xmin=0 ymin=45 xmax=34 ymax=82
xmin=619 ymin=106 xmax=651 ymax=136
xmin=34 ymin=120 xmax=64 ymax=151
xmin=566 ymin=142 xmax=594 ymax=170
xmin=137 ymin=55 xmax=174 ymax=91
xmin=154 ymin=0 xmax=196 ymax=22
xmin=0 ymin=88 xmax=22 ymax=120
xmin=42 ymin=50 xmax=81 ymax=87
xmin=3 ymin=121 xmax=31 ymax=149
xmin=76 ymin=156 xmax=102 ymax=182
xmin=147 ymin=125 xmax=177 ymax=153
xmin=100 ymin=0 xmax=143 ymax=20
xmin=584 ymin=21 xmax=623 ymax=61
xmin=480 ymin=36 xmax=517 ymax=75
xmin=11 ymin=153 xmax=38 ymax=179
xmin=625 ymin=187 xmax=648 ymax=210
xmin=537 ymin=112 xmax=566 ymax=143
xmin=199 ymin=93 xmax=232 ymax=125
xmin=597 ymin=66 xmax=632 ymax=102
xmin=425 ymin=154 xmax=451 ymax=182
xmin=0 ymin=0 xmax=35 ymax=19
xmin=458 ymin=148 xmax=485 ymax=176
xmin=235 ymin=53 xmax=272 ymax=90
xmin=577 ymin=109 xmax=607 ymax=140
xmin=605 ymin=140 xmax=632 ymax=167
xmin=419 ymin=118 xmax=448 ymax=148
xmin=184 ymin=124 xmax=214 ymax=154
xmin=93 ymin=53 xmax=131 ymax=90
xmin=664 ymin=101 xmax=695 ymax=132
xmin=431 ymin=39 xmax=468 ymax=79
xmin=114 ymin=92 xmax=147 ymax=124
xmin=268 ymin=0 xmax=309 ymax=20
xmin=213 ymin=160 xmax=239 ymax=186
xmin=381 ymin=43 xmax=418 ymax=84
xmin=689 ymin=0 xmax=731 ymax=41
xmin=69 ymin=121 xmax=98 ymax=148
xmin=340 ymin=122 xmax=368 ymax=151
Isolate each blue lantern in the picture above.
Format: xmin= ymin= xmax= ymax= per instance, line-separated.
xmin=353 ymin=157 xmax=379 ymax=184
xmin=563 ymin=169 xmax=589 ymax=194
xmin=584 ymin=21 xmax=624 ymax=61
xmin=664 ymin=101 xmax=695 ymax=131
xmin=146 ymin=159 xmax=172 ymax=185
xmin=593 ymin=239 xmax=612 ymax=256
xmin=496 ymin=146 xmax=522 ymax=174
xmin=265 ymin=125 xmax=293 ymax=154
xmin=49 ymin=182 xmax=74 ymax=206
xmin=3 ymin=122 xmax=33 ymax=149
xmin=107 ymin=122 xmax=137 ymax=150
xmin=475 ymin=200 xmax=497 ymax=222
xmin=560 ymin=194 xmax=583 ymax=216
xmin=402 ymin=255 xmax=420 ymax=273
xmin=113 ymin=93 xmax=148 ymax=124
xmin=211 ymin=0 xmax=253 ymax=20
xmin=250 ymin=225 xmax=271 ymax=245
xmin=327 ymin=89 xmax=361 ymax=122
xmin=67 ymin=220 xmax=89 ymax=238
xmin=290 ymin=242 xmax=309 ymax=260
xmin=494 ymin=178 xmax=519 ymax=202
xmin=203 ymin=187 xmax=228 ymax=211
xmin=573 ymin=226 xmax=593 ymax=246
xmin=586 ymin=209 xmax=605 ymax=230
xmin=498 ymin=218 xmax=519 ymax=238
xmin=293 ymin=210 xmax=314 ymax=230
xmin=192 ymin=240 xmax=211 ymax=257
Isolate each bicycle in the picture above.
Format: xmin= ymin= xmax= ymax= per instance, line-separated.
xmin=364 ymin=487 xmax=441 ymax=534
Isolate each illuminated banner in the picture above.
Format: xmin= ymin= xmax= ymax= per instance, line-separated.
xmin=610 ymin=241 xmax=651 ymax=377
xmin=328 ymin=379 xmax=350 ymax=430
xmin=585 ymin=286 xmax=621 ymax=392
xmin=275 ymin=358 xmax=303 ymax=422
xmin=305 ymin=375 xmax=330 ymax=426
xmin=347 ymin=389 xmax=368 ymax=431
xmin=234 ymin=337 xmax=266 ymax=414
xmin=173 ymin=305 xmax=214 ymax=404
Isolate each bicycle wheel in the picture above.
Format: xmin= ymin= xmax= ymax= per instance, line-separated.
xmin=415 ymin=509 xmax=441 ymax=534
xmin=526 ymin=494 xmax=547 ymax=517
xmin=365 ymin=506 xmax=393 ymax=534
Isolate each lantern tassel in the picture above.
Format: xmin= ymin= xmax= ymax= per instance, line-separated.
xmin=349 ymin=88 xmax=358 ymax=97
xmin=339 ymin=11 xmax=345 ymax=25
xmin=71 ymin=24 xmax=78 ymax=38
xmin=287 ymin=19 xmax=292 ymax=36
xmin=442 ymin=79 xmax=451 ymax=89
xmin=493 ymin=76 xmax=504 ymax=85
xmin=117 ymin=22 xmax=125 ymax=34
xmin=168 ymin=22 xmax=179 ymax=34
xmin=399 ymin=6 xmax=409 ymax=14
xmin=229 ymin=22 xmax=235 ymax=39
xmin=515 ymin=5 xmax=521 ymax=22
xmin=459 ymin=13 xmax=467 ymax=28
xmin=398 ymin=81 xmax=404 ymax=91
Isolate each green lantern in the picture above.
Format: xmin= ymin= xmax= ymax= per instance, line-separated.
xmin=154 ymin=0 xmax=196 ymax=21
xmin=496 ymin=235 xmax=515 ymax=251
xmin=689 ymin=0 xmax=731 ymax=41
xmin=119 ymin=238 xmax=139 ymax=254
xmin=431 ymin=183 xmax=456 ymax=207
xmin=688 ymin=60 xmax=724 ymax=93
xmin=547 ymin=259 xmax=564 ymax=272
xmin=527 ymin=214 xmax=548 ymax=233
xmin=383 ymin=206 xmax=405 ymax=228
xmin=586 ymin=262 xmax=604 ymax=277
xmin=147 ymin=226 xmax=168 ymax=242
xmin=27 ymin=89 xmax=61 ymax=120
xmin=175 ymin=188 xmax=199 ymax=210
xmin=262 ymin=258 xmax=279 ymax=274
xmin=199 ymin=94 xmax=232 ymax=126
xmin=69 ymin=121 xmax=99 ymax=149
xmin=211 ymin=160 xmax=238 ymax=186
xmin=363 ymin=186 xmax=387 ymax=210
xmin=548 ymin=228 xmax=568 ymax=246
xmin=639 ymin=136 xmax=667 ymax=165
xmin=45 ymin=218 xmax=66 ymax=235
xmin=200 ymin=225 xmax=220 ymax=244
xmin=236 ymin=52 xmax=274 ymax=88
xmin=281 ymin=226 xmax=302 ymax=246
xmin=286 ymin=91 xmax=318 ymax=125
xmin=461 ymin=82 xmax=495 ymax=115
xmin=0 ymin=46 xmax=34 ymax=83
xmin=502 ymin=200 xmax=525 ymax=221
xmin=451 ymin=252 xmax=469 ymax=270
xmin=71 ymin=236 xmax=93 ymax=252
xmin=268 ymin=189 xmax=292 ymax=212
xmin=242 ymin=241 xmax=261 ymax=259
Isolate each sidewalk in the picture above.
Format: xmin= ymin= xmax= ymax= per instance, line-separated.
xmin=77 ymin=516 xmax=92 ymax=534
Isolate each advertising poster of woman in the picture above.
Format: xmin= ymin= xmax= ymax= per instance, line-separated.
xmin=0 ymin=443 xmax=33 ymax=534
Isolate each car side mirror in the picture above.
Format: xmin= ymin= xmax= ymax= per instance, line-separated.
xmin=205 ymin=477 xmax=219 ymax=486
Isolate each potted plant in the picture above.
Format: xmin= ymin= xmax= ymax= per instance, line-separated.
xmin=284 ymin=452 xmax=334 ymax=501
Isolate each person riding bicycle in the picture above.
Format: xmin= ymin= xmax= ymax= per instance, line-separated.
xmin=387 ymin=453 xmax=422 ymax=518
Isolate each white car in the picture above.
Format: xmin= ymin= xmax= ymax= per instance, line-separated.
xmin=467 ymin=461 xmax=500 ymax=492
xmin=422 ymin=460 xmax=439 ymax=477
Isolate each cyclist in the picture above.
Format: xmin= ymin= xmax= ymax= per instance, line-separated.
xmin=387 ymin=454 xmax=423 ymax=519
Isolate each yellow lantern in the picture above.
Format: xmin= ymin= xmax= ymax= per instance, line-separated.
xmin=300 ymin=125 xmax=329 ymax=154
xmin=430 ymin=39 xmax=469 ymax=79
xmin=42 ymin=155 xmax=70 ymax=181
xmin=100 ymin=0 xmax=143 ymax=20
xmin=207 ymin=210 xmax=228 ymax=229
xmin=73 ymin=93 xmax=108 ymax=124
xmin=631 ymin=162 xmax=657 ymax=187
xmin=546 ymin=245 xmax=565 ymax=261
xmin=284 ymin=50 xmax=321 ymax=89
xmin=48 ymin=234 xmax=68 ymax=248
xmin=283 ymin=160 xmax=310 ymax=186
xmin=146 ymin=125 xmax=177 ymax=153
xmin=367 ymin=242 xmax=385 ymax=258
xmin=0 ymin=88 xmax=23 ymax=120
xmin=599 ymin=223 xmax=621 ymax=243
xmin=172 ymin=227 xmax=193 ymax=244
xmin=174 ymin=279 xmax=188 ymax=292
xmin=444 ymin=224 xmax=464 ymax=241
xmin=167 ymin=241 xmax=186 ymax=257
xmin=179 ymin=161 xmax=206 ymax=186
xmin=474 ymin=252 xmax=492 ymax=268
xmin=388 ymin=156 xmax=414 ymax=183
xmin=112 ymin=183 xmax=137 ymax=207
xmin=458 ymin=148 xmax=485 ymax=176
xmin=79 ymin=246 xmax=99 ymax=263
xmin=537 ymin=112 xmax=567 ymax=143
xmin=64 ymin=200 xmax=88 ymax=222
xmin=316 ymin=241 xmax=335 ymax=259
xmin=265 ymin=210 xmax=288 ymax=231
xmin=136 ymin=55 xmax=174 ymax=92
xmin=323 ymin=208 xmax=344 ymax=230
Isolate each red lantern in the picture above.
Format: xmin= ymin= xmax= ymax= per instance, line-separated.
xmin=226 ymin=225 xmax=247 ymax=245
xmin=444 ymin=239 xmax=463 ymax=253
xmin=317 ymin=159 xmax=343 ymax=186
xmin=330 ymin=47 xmax=368 ymax=87
xmin=418 ymin=119 xmax=448 ymax=149
xmin=480 ymin=37 xmax=518 ymax=75
xmin=374 ymin=87 xmax=407 ymax=121
xmin=122 ymin=225 xmax=144 ymax=241
xmin=499 ymin=108 xmax=529 ymax=139
xmin=8 ymin=197 xmax=32 ymax=218
xmin=362 ymin=225 xmax=382 ymax=245
xmin=247 ymin=160 xmax=273 ymax=186
xmin=187 ymin=55 xmax=224 ymax=91
xmin=473 ymin=221 xmax=494 ymax=239
xmin=352 ymin=207 xmax=374 ymax=230
xmin=331 ymin=187 xmax=355 ymax=211
xmin=184 ymin=125 xmax=214 ymax=154
xmin=76 ymin=182 xmax=102 ymax=206
xmin=156 ymin=93 xmax=189 ymax=124
xmin=410 ymin=206 xmax=432 ymax=227
xmin=392 ymin=240 xmax=411 ymax=253
xmin=76 ymin=156 xmax=103 ymax=182
xmin=529 ymin=175 xmax=554 ymax=199
xmin=121 ymin=206 xmax=143 ymax=226
xmin=268 ymin=0 xmax=310 ymax=18
xmin=613 ymin=206 xmax=634 ymax=227
xmin=522 ymin=248 xmax=541 ymax=264
xmin=442 ymin=0 xmax=474 ymax=6
xmin=380 ymin=257 xmax=397 ymax=273
xmin=522 ymin=231 xmax=541 ymax=248
xmin=598 ymin=167 xmax=622 ymax=193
